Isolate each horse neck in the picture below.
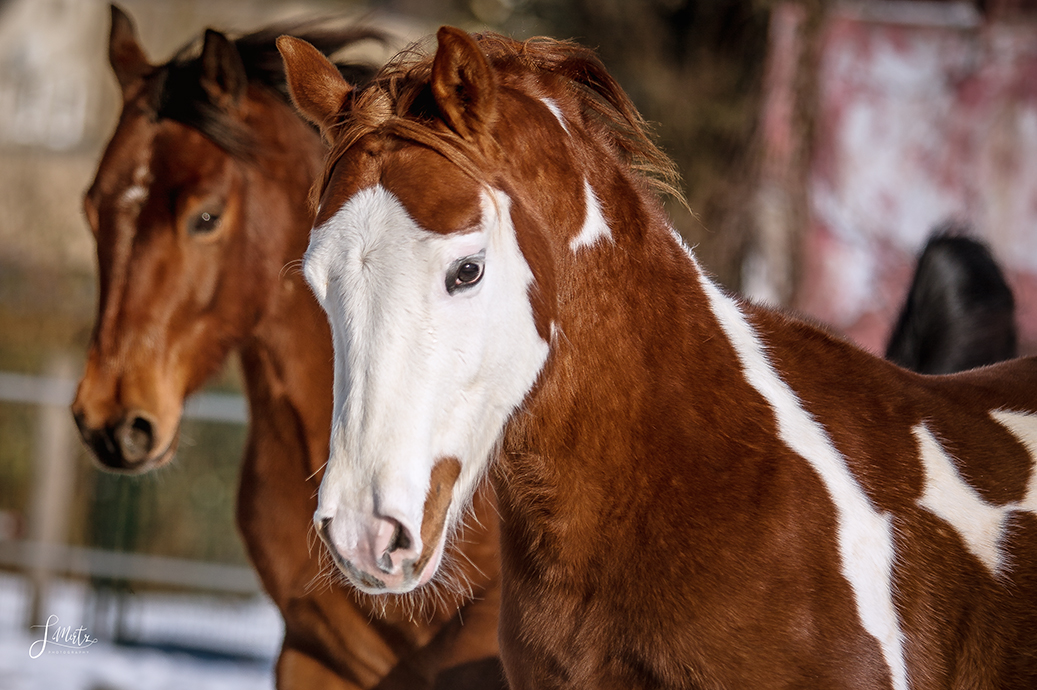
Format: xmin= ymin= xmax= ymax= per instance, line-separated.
xmin=240 ymin=270 xmax=332 ymax=471
xmin=498 ymin=162 xmax=748 ymax=551
xmin=236 ymin=99 xmax=332 ymax=478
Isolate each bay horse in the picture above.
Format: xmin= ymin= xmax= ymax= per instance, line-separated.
xmin=279 ymin=27 xmax=1037 ymax=689
xmin=72 ymin=7 xmax=504 ymax=689
xmin=886 ymin=230 xmax=1017 ymax=374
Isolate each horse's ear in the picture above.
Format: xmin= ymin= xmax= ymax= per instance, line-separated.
xmin=278 ymin=36 xmax=355 ymax=138
xmin=200 ymin=29 xmax=248 ymax=110
xmin=431 ymin=26 xmax=498 ymax=141
xmin=109 ymin=4 xmax=151 ymax=94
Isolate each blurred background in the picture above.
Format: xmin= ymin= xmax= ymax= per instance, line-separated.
xmin=0 ymin=0 xmax=1035 ymax=688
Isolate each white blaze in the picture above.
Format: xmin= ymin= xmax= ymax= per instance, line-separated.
xmin=119 ymin=162 xmax=151 ymax=207
xmin=303 ymin=184 xmax=549 ymax=583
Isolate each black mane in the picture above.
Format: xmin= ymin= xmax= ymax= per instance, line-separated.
xmin=147 ymin=21 xmax=383 ymax=158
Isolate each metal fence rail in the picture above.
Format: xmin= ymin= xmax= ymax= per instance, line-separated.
xmin=0 ymin=370 xmax=248 ymax=424
xmin=0 ymin=541 xmax=261 ymax=594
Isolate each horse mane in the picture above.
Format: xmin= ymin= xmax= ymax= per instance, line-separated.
xmin=318 ymin=32 xmax=684 ymax=209
xmin=150 ymin=21 xmax=384 ymax=159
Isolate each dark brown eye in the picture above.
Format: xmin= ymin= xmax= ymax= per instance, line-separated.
xmin=458 ymin=261 xmax=481 ymax=283
xmin=446 ymin=251 xmax=485 ymax=294
xmin=190 ymin=210 xmax=222 ymax=235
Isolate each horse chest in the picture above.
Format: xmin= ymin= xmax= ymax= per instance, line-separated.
xmin=496 ymin=464 xmax=885 ymax=689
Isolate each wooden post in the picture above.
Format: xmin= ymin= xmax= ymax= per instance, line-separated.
xmin=25 ymin=354 xmax=77 ymax=629
xmin=743 ymin=2 xmax=809 ymax=307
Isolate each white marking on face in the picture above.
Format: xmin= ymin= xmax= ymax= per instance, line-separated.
xmin=914 ymin=423 xmax=1008 ymax=573
xmin=304 ymin=183 xmax=549 ymax=592
xmin=541 ymin=97 xmax=569 ymax=134
xmin=120 ymin=185 xmax=147 ymax=206
xmin=569 ymin=180 xmax=612 ymax=252
xmin=120 ymin=164 xmax=151 ymax=207
xmin=991 ymin=409 xmax=1037 ymax=515
xmin=673 ymin=229 xmax=907 ymax=690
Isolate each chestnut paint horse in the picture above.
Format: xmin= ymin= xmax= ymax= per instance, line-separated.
xmin=72 ymin=8 xmax=503 ymax=690
xmin=279 ymin=27 xmax=1037 ymax=690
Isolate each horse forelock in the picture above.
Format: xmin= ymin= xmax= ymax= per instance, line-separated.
xmin=313 ymin=32 xmax=685 ymax=216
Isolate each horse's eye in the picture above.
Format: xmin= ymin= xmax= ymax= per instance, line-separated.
xmin=458 ymin=261 xmax=482 ymax=283
xmin=446 ymin=252 xmax=485 ymax=295
xmin=190 ymin=210 xmax=222 ymax=235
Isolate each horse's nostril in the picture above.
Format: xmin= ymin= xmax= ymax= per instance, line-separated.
xmin=75 ymin=416 xmax=123 ymax=469
xmin=116 ymin=413 xmax=155 ymax=463
xmin=318 ymin=517 xmax=333 ymax=540
xmin=377 ymin=520 xmax=414 ymax=573
xmin=387 ymin=520 xmax=411 ymax=553
xmin=71 ymin=409 xmax=86 ymax=434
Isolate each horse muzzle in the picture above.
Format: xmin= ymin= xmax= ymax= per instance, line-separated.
xmin=315 ymin=456 xmax=463 ymax=594
xmin=72 ymin=403 xmax=177 ymax=473
xmin=315 ymin=511 xmax=437 ymax=593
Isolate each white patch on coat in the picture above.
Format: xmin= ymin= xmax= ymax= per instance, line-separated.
xmin=541 ymin=97 xmax=569 ymax=134
xmin=569 ymin=180 xmax=612 ymax=252
xmin=303 ymin=183 xmax=549 ymax=592
xmin=991 ymin=409 xmax=1037 ymax=515
xmin=912 ymin=411 xmax=1037 ymax=578
xmin=671 ymin=228 xmax=907 ymax=690
xmin=914 ymin=423 xmax=1008 ymax=574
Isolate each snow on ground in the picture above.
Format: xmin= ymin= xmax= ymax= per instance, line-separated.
xmin=0 ymin=632 xmax=276 ymax=690
xmin=0 ymin=572 xmax=280 ymax=690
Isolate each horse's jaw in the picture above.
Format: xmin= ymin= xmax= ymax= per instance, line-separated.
xmin=305 ymin=181 xmax=550 ymax=594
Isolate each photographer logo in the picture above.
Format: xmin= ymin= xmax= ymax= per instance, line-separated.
xmin=29 ymin=615 xmax=98 ymax=658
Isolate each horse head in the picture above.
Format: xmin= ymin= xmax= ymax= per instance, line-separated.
xmin=73 ymin=6 xmax=321 ymax=471
xmin=279 ymin=27 xmax=675 ymax=593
